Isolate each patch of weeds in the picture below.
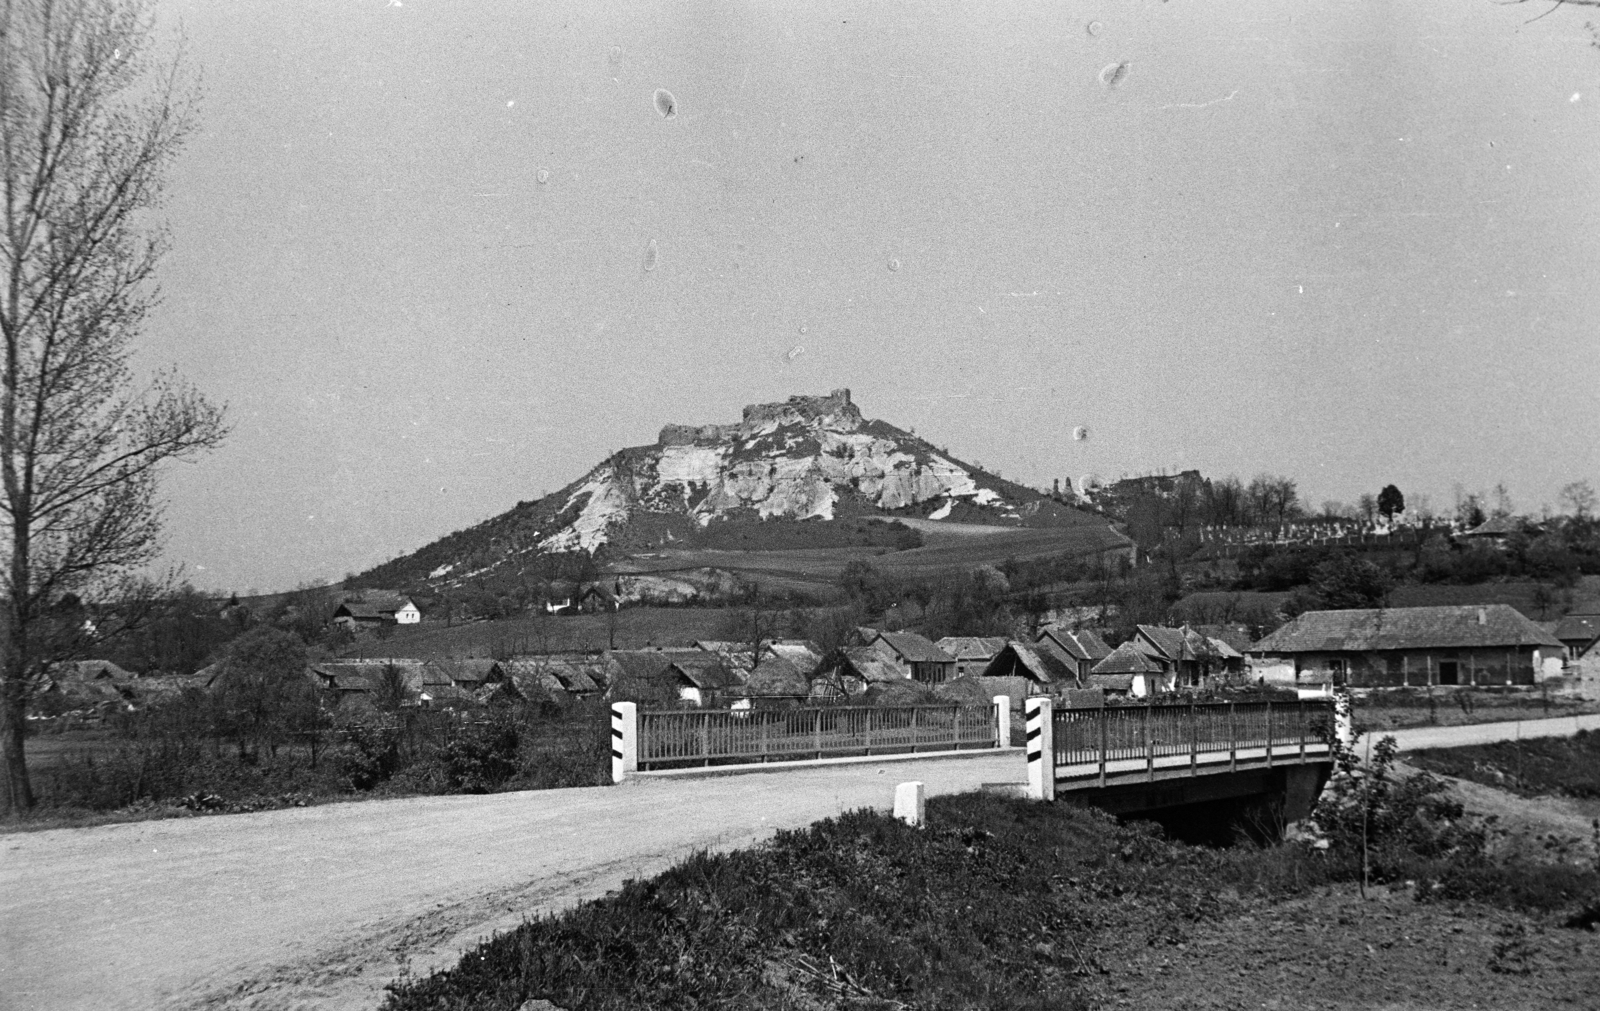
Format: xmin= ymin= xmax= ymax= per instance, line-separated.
xmin=1489 ymin=922 xmax=1537 ymax=975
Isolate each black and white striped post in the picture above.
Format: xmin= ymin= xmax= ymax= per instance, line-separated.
xmin=1025 ymin=696 xmax=1055 ymax=802
xmin=611 ymin=701 xmax=638 ymax=784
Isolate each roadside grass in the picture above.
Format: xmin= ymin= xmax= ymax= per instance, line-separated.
xmin=1407 ymin=730 xmax=1600 ymax=799
xmin=382 ymin=791 xmax=1600 ymax=1011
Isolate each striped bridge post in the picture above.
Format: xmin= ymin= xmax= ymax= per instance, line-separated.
xmin=1025 ymin=696 xmax=1054 ymax=802
xmin=610 ymin=702 xmax=638 ymax=784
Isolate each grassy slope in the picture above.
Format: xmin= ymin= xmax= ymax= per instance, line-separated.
xmin=383 ymin=791 xmax=1600 ymax=1011
xmin=1407 ymin=730 xmax=1600 ymax=799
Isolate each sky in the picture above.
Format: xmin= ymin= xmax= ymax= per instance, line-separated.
xmin=136 ymin=0 xmax=1600 ymax=593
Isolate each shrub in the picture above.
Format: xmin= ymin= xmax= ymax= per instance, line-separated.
xmin=440 ymin=717 xmax=521 ymax=793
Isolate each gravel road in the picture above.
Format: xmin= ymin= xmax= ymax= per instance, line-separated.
xmin=6 ymin=714 xmax=1594 ymax=1011
xmin=1359 ymin=712 xmax=1600 ymax=754
xmin=0 ymin=750 xmax=1023 ymax=1011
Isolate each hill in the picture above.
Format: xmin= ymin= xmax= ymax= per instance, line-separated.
xmin=353 ymin=389 xmax=1125 ymax=592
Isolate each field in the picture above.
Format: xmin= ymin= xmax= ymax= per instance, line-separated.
xmin=342 ymin=606 xmax=743 ymax=660
xmin=1177 ymin=576 xmax=1600 ymax=625
xmin=612 ymin=520 xmax=1131 ymax=588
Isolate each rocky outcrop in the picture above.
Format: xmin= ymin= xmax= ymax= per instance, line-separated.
xmin=536 ymin=390 xmax=1025 ymax=553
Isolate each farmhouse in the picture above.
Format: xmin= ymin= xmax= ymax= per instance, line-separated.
xmin=332 ymin=592 xmax=421 ymax=630
xmin=980 ymin=640 xmax=1079 ymax=699
xmin=935 ymin=636 xmax=1010 ymax=678
xmin=1555 ymin=613 xmax=1600 ymax=661
xmin=1132 ymin=625 xmax=1229 ymax=687
xmin=1035 ymin=626 xmax=1114 ymax=682
xmin=1250 ymin=604 xmax=1565 ymax=688
xmin=665 ymin=655 xmax=742 ymax=707
xmin=1089 ymin=643 xmax=1171 ymax=697
xmin=866 ymin=631 xmax=958 ymax=684
xmin=814 ymin=648 xmax=909 ymax=697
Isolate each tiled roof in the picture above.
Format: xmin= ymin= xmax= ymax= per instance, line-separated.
xmin=1136 ymin=625 xmax=1190 ymax=661
xmin=935 ymin=636 xmax=1010 ymax=661
xmin=1039 ymin=627 xmax=1113 ymax=662
xmin=1555 ymin=613 xmax=1600 ymax=646
xmin=873 ymin=631 xmax=957 ymax=664
xmin=1252 ymin=605 xmax=1562 ymax=654
xmin=1091 ymin=642 xmax=1166 ymax=675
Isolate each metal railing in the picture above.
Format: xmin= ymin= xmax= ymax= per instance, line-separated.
xmin=1053 ymin=701 xmax=1335 ymax=783
xmin=637 ymin=704 xmax=998 ymax=769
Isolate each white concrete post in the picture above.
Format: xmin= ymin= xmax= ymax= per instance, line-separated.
xmin=1332 ymin=690 xmax=1354 ymax=749
xmin=893 ymin=781 xmax=926 ymax=827
xmin=992 ymin=695 xmax=1011 ymax=748
xmin=610 ymin=702 xmax=638 ymax=784
xmin=1025 ymin=696 xmax=1055 ymax=802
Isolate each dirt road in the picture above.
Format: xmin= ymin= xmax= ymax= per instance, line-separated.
xmin=0 ymin=751 xmax=1023 ymax=1011
xmin=1359 ymin=713 xmax=1600 ymax=754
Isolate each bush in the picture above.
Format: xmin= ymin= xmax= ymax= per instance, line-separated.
xmin=441 ymin=717 xmax=521 ymax=793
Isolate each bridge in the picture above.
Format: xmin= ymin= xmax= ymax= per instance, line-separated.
xmin=1031 ymin=698 xmax=1339 ymax=841
xmin=612 ymin=696 xmax=1339 ymax=840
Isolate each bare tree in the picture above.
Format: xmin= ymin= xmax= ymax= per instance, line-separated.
xmin=1559 ymin=480 xmax=1596 ymax=519
xmin=0 ymin=0 xmax=226 ymax=813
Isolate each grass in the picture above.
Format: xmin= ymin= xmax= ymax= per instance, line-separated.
xmin=381 ymin=790 xmax=1600 ymax=1011
xmin=345 ymin=606 xmax=740 ymax=660
xmin=1406 ymin=730 xmax=1600 ymax=799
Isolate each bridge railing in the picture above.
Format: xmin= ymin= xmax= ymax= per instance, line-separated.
xmin=1052 ymin=701 xmax=1335 ymax=779
xmin=636 ymin=703 xmax=998 ymax=770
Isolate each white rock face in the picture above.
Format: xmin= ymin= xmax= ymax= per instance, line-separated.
xmin=535 ymin=390 xmax=1022 ymax=551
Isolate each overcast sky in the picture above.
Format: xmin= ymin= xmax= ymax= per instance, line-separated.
xmin=141 ymin=0 xmax=1600 ymax=593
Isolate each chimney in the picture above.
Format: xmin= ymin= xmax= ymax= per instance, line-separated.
xmin=1477 ymin=608 xmax=1487 ymax=626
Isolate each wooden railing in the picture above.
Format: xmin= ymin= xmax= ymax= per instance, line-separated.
xmin=636 ymin=704 xmax=998 ymax=769
xmin=1052 ymin=701 xmax=1335 ymax=784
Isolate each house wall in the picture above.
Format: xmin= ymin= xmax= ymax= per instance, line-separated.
xmin=395 ymin=605 xmax=421 ymax=624
xmin=1278 ymin=647 xmax=1539 ymax=688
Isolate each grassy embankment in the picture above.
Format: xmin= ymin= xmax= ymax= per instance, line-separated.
xmin=1408 ymin=730 xmax=1600 ymax=800
xmin=1354 ymin=688 xmax=1600 ymax=732
xmin=383 ymin=787 xmax=1600 ymax=1011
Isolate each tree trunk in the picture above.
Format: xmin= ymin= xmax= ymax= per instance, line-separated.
xmin=0 ymin=678 xmax=34 ymax=814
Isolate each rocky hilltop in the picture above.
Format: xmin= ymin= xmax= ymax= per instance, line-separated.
xmin=537 ymin=389 xmax=1022 ymax=553
xmin=359 ymin=390 xmax=1092 ymax=588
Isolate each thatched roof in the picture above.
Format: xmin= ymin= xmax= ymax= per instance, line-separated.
xmin=1091 ymin=643 xmax=1166 ymax=675
xmin=935 ymin=636 xmax=1009 ymax=662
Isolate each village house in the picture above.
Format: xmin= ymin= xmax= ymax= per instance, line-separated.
xmin=1555 ymin=613 xmax=1600 ymax=662
xmin=331 ymin=592 xmax=421 ymax=631
xmin=866 ymin=631 xmax=958 ymax=684
xmin=1249 ymin=604 xmax=1565 ymax=688
xmin=665 ymin=654 xmax=742 ymax=707
xmin=814 ymin=648 xmax=910 ymax=698
xmin=1089 ymin=642 xmax=1172 ymax=697
xmin=1132 ymin=625 xmax=1229 ymax=687
xmin=978 ymin=639 xmax=1079 ymax=700
xmin=1035 ymin=626 xmax=1114 ymax=681
xmin=935 ymin=636 xmax=1010 ymax=678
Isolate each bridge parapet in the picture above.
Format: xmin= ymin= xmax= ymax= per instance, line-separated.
xmin=1053 ymin=700 xmax=1335 ymax=791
